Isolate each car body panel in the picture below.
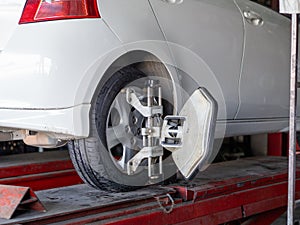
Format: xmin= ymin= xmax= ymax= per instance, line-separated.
xmin=149 ymin=0 xmax=244 ymax=119
xmin=0 ymin=0 xmax=298 ymax=139
xmin=223 ymin=118 xmax=290 ymax=137
xmin=0 ymin=0 xmax=25 ymax=50
xmin=234 ymin=0 xmax=293 ymax=119
xmin=0 ymin=19 xmax=122 ymax=109
xmin=0 ymin=104 xmax=90 ymax=138
xmin=97 ymin=0 xmax=184 ymax=112
xmin=98 ymin=0 xmax=165 ymax=43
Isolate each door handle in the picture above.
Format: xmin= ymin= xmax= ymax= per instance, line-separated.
xmin=243 ymin=10 xmax=264 ymax=26
xmin=161 ymin=0 xmax=183 ymax=4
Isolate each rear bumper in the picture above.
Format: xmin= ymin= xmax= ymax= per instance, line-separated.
xmin=0 ymin=19 xmax=123 ymax=138
xmin=0 ymin=104 xmax=90 ymax=138
xmin=0 ymin=19 xmax=122 ymax=109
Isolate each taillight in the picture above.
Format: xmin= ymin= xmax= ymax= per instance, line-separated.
xmin=19 ymin=0 xmax=100 ymax=24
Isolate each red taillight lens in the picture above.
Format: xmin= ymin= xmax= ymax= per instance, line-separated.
xmin=19 ymin=0 xmax=100 ymax=24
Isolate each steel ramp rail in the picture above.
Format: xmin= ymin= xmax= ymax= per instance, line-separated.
xmin=0 ymin=151 xmax=82 ymax=190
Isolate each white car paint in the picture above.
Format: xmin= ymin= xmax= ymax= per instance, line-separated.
xmin=0 ymin=0 xmax=24 ymax=50
xmin=0 ymin=0 xmax=298 ymax=140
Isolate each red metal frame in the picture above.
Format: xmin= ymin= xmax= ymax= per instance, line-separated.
xmin=0 ymin=169 xmax=82 ymax=191
xmin=0 ymin=148 xmax=297 ymax=225
xmin=0 ymin=151 xmax=83 ymax=191
xmin=268 ymin=132 xmax=300 ymax=156
xmin=271 ymin=0 xmax=279 ymax=11
xmin=242 ymin=207 xmax=286 ymax=225
xmin=0 ymin=185 xmax=46 ymax=219
xmin=268 ymin=133 xmax=286 ymax=156
xmin=0 ymin=156 xmax=295 ymax=225
xmin=109 ymin=176 xmax=298 ymax=225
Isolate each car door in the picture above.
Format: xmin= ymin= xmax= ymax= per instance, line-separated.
xmin=234 ymin=0 xmax=291 ymax=119
xmin=148 ymin=0 xmax=244 ymax=120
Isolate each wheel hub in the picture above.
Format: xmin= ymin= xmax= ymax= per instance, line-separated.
xmin=128 ymin=109 xmax=144 ymax=137
xmin=107 ymin=79 xmax=185 ymax=179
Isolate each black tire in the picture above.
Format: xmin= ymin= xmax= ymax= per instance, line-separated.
xmin=69 ymin=67 xmax=176 ymax=192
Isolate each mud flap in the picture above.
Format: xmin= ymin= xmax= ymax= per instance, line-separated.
xmin=161 ymin=88 xmax=217 ymax=179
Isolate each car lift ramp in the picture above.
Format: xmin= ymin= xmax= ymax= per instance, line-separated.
xmin=0 ymin=155 xmax=298 ymax=225
xmin=0 ymin=151 xmax=82 ymax=191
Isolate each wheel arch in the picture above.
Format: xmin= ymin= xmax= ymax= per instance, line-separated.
xmin=75 ymin=50 xmax=178 ymax=106
xmin=73 ymin=49 xmax=179 ymax=138
xmin=92 ymin=50 xmax=178 ymax=105
xmin=73 ymin=44 xmax=227 ymax=138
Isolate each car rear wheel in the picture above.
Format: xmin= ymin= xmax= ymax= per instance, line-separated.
xmin=69 ymin=67 xmax=176 ymax=192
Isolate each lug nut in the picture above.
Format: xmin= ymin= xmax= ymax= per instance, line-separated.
xmin=132 ymin=116 xmax=138 ymax=124
xmin=130 ymin=138 xmax=135 ymax=145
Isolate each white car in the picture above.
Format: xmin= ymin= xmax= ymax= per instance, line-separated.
xmin=0 ymin=0 xmax=297 ymax=191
